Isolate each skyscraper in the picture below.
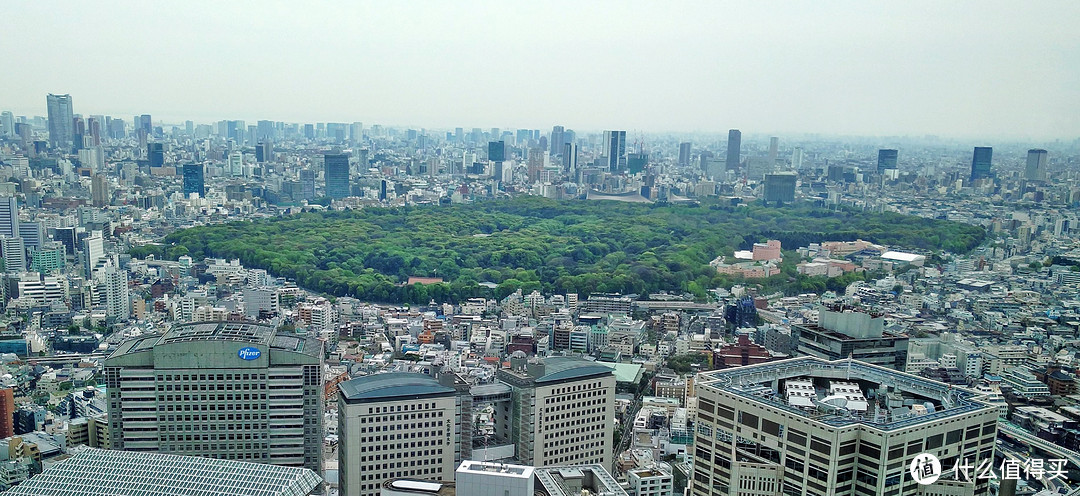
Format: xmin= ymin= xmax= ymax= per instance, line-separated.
xmin=91 ymin=174 xmax=109 ymax=207
xmin=877 ymin=149 xmax=898 ymax=174
xmin=0 ymin=237 xmax=25 ymax=274
xmin=726 ymin=129 xmax=741 ymax=170
xmin=487 ymin=141 xmax=505 ymax=162
xmin=768 ymin=136 xmax=779 ymax=162
xmin=678 ymin=142 xmax=692 ymax=167
xmin=147 ymin=142 xmax=165 ymax=167
xmin=46 ymin=93 xmax=74 ymax=150
xmin=563 ymin=143 xmax=579 ymax=173
xmin=299 ymin=169 xmax=315 ymax=201
xmin=763 ymin=172 xmax=797 ymax=205
xmin=324 ymin=153 xmax=350 ymax=199
xmin=1025 ymin=148 xmax=1048 ymax=181
xmin=602 ymin=130 xmax=626 ymax=172
xmin=970 ymin=146 xmax=993 ymax=181
xmin=495 ymin=356 xmax=615 ymax=468
xmin=255 ymin=141 xmax=272 ymax=163
xmin=102 ymin=262 xmax=130 ymax=322
xmin=791 ymin=147 xmax=805 ymax=169
xmin=0 ymin=196 xmax=19 ymax=238
xmin=550 ymin=125 xmax=565 ymax=155
xmin=692 ymin=356 xmax=999 ymax=496
xmin=337 ymin=372 xmax=470 ymax=496
xmin=138 ymin=114 xmax=153 ymax=135
xmin=182 ymin=164 xmax=206 ymax=198
xmin=0 ymin=111 xmax=13 ymax=137
xmin=104 ymin=321 xmax=324 ymax=473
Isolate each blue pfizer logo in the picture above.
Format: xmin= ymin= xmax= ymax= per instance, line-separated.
xmin=238 ymin=347 xmax=262 ymax=360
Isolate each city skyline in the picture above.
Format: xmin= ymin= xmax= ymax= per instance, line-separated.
xmin=2 ymin=1 xmax=1079 ymax=140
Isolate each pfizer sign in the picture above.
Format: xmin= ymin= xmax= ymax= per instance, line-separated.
xmin=238 ymin=347 xmax=262 ymax=360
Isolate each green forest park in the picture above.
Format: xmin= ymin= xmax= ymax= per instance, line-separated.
xmin=131 ymin=197 xmax=985 ymax=304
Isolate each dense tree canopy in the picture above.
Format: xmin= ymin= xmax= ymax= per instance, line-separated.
xmin=131 ymin=197 xmax=985 ymax=303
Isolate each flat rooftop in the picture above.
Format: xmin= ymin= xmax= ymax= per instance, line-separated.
xmin=109 ymin=321 xmax=320 ymax=359
xmin=697 ymin=356 xmax=994 ymax=431
xmin=339 ymin=372 xmax=455 ymax=403
xmin=4 ymin=448 xmax=322 ymax=496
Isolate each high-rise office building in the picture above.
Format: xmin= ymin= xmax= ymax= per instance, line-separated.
xmin=0 ymin=388 xmax=13 ymax=439
xmin=324 ymin=153 xmax=350 ymax=199
xmin=0 ymin=236 xmax=25 ymax=274
xmin=877 ymin=149 xmax=898 ymax=174
xmin=0 ymin=196 xmax=19 ymax=239
xmin=0 ymin=111 xmax=13 ymax=137
xmin=299 ymin=169 xmax=316 ymax=201
xmin=792 ymin=304 xmax=908 ymax=370
xmin=970 ymin=146 xmax=993 ymax=181
xmin=678 ymin=142 xmax=692 ymax=167
xmin=82 ymin=231 xmax=105 ymax=279
xmin=692 ymin=356 xmax=999 ymax=496
xmin=138 ymin=114 xmax=153 ymax=135
xmin=763 ymin=172 xmax=797 ymax=205
xmin=628 ymin=152 xmax=648 ymax=175
xmin=104 ymin=321 xmax=324 ymax=472
xmin=791 ymin=147 xmax=805 ymax=169
xmin=338 ymin=372 xmax=470 ymax=496
xmin=1025 ymin=148 xmax=1048 ymax=181
xmin=148 ymin=142 xmax=165 ymax=167
xmin=255 ymin=141 xmax=272 ymax=163
xmin=495 ymin=356 xmax=615 ymax=468
xmin=550 ymin=126 xmax=565 ymax=155
xmin=726 ymin=129 xmax=741 ymax=170
xmin=91 ymin=174 xmax=109 ymax=207
xmin=228 ymin=151 xmax=243 ymax=177
xmin=102 ymin=262 xmax=130 ymax=322
xmin=563 ymin=143 xmax=579 ymax=173
xmin=46 ymin=93 xmax=75 ymax=150
xmin=182 ymin=164 xmax=206 ymax=198
xmin=602 ymin=130 xmax=627 ymax=172
xmin=488 ymin=141 xmax=505 ymax=162
xmin=768 ymin=137 xmax=779 ymax=162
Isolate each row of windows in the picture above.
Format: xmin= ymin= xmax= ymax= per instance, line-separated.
xmin=159 ymin=393 xmax=267 ymax=402
xmin=551 ymin=381 xmax=604 ymax=396
xmin=360 ymin=411 xmax=443 ymax=423
xmin=360 ymin=421 xmax=442 ymax=433
xmin=360 ymin=435 xmax=444 ymax=446
xmin=365 ymin=403 xmax=439 ymax=414
xmin=160 ymin=383 xmax=267 ymax=392
xmin=157 ymin=373 xmax=268 ymax=382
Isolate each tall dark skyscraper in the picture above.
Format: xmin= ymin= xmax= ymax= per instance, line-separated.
xmin=147 ymin=143 xmax=165 ymax=167
xmin=299 ymin=169 xmax=316 ymax=201
xmin=324 ymin=153 xmax=350 ymax=199
xmin=877 ymin=149 xmax=898 ymax=174
xmin=488 ymin=141 xmax=505 ymax=162
xmin=602 ymin=130 xmax=626 ymax=172
xmin=678 ymin=142 xmax=692 ymax=166
xmin=1025 ymin=149 xmax=1048 ymax=181
xmin=138 ymin=114 xmax=152 ymax=135
xmin=970 ymin=146 xmax=993 ymax=181
xmin=549 ymin=126 xmax=564 ymax=155
xmin=46 ymin=93 xmax=74 ymax=150
xmin=255 ymin=141 xmax=272 ymax=163
xmin=768 ymin=137 xmax=779 ymax=162
xmin=563 ymin=143 xmax=579 ymax=173
xmin=763 ymin=172 xmax=797 ymax=205
xmin=182 ymin=163 xmax=205 ymax=198
xmin=627 ymin=153 xmax=648 ymax=174
xmin=726 ymin=129 xmax=741 ymax=170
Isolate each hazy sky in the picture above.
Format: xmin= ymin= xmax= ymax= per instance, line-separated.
xmin=3 ymin=1 xmax=1079 ymax=139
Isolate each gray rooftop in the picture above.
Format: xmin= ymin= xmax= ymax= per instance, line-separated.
xmin=108 ymin=321 xmax=320 ymax=359
xmin=339 ymin=372 xmax=455 ymax=403
xmin=4 ymin=448 xmax=322 ymax=496
xmin=535 ymin=357 xmax=614 ymax=384
xmin=698 ymin=356 xmax=995 ymax=431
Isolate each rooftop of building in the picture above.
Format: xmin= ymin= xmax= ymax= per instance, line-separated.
xmin=381 ymin=479 xmax=456 ymax=495
xmin=697 ymin=356 xmax=995 ymax=431
xmin=339 ymin=372 xmax=455 ymax=403
xmin=107 ymin=321 xmax=320 ymax=359
xmin=534 ymin=464 xmax=628 ymax=496
xmin=456 ymin=460 xmax=534 ymax=479
xmin=501 ymin=356 xmax=615 ymax=385
xmin=4 ymin=447 xmax=322 ymax=496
